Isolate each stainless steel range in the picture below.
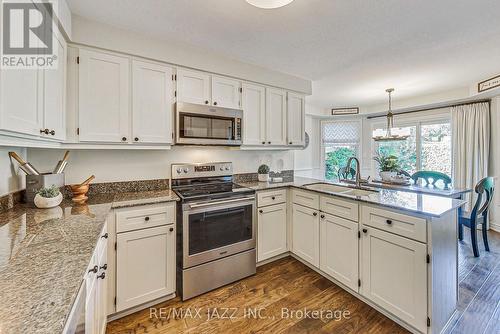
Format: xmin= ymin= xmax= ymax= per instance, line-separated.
xmin=171 ymin=162 xmax=256 ymax=300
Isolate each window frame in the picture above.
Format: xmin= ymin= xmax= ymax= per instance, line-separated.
xmin=370 ymin=114 xmax=451 ymax=177
xmin=320 ymin=119 xmax=363 ymax=179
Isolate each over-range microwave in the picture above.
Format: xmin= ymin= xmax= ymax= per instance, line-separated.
xmin=175 ymin=102 xmax=243 ymax=146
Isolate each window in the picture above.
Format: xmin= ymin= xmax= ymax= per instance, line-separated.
xmin=374 ymin=120 xmax=452 ymax=177
xmin=378 ymin=126 xmax=417 ymax=174
xmin=322 ymin=121 xmax=360 ymax=181
xmin=420 ymin=123 xmax=452 ymax=176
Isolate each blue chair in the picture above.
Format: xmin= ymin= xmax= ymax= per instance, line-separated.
xmin=338 ymin=167 xmax=356 ymax=180
xmin=458 ymin=177 xmax=494 ymax=257
xmin=411 ymin=171 xmax=452 ymax=189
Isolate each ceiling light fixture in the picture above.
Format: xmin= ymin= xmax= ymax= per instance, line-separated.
xmin=372 ymin=88 xmax=410 ymax=142
xmin=246 ymin=0 xmax=294 ymax=9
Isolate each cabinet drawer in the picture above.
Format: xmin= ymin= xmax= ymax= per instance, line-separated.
xmin=257 ymin=189 xmax=287 ymax=207
xmin=320 ymin=195 xmax=358 ymax=222
xmin=116 ymin=203 xmax=175 ymax=233
xmin=292 ymin=189 xmax=319 ymax=209
xmin=361 ymin=205 xmax=427 ymax=242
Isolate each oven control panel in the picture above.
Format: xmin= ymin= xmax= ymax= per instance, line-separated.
xmin=171 ymin=162 xmax=233 ymax=179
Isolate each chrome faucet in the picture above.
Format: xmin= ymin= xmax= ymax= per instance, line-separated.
xmin=346 ymin=157 xmax=361 ymax=188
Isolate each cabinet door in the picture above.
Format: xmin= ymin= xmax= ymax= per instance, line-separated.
xmin=0 ymin=67 xmax=42 ymax=136
xmin=132 ymin=60 xmax=173 ymax=144
xmin=258 ymin=203 xmax=287 ymax=262
xmin=320 ymin=213 xmax=359 ymax=291
xmin=78 ymin=49 xmax=130 ymax=143
xmin=361 ymin=227 xmax=427 ymax=333
xmin=96 ymin=239 xmax=108 ymax=334
xmin=85 ymin=254 xmax=99 ymax=334
xmin=177 ymin=68 xmax=211 ymax=105
xmin=211 ymin=76 xmax=241 ymax=109
xmin=116 ymin=225 xmax=175 ymax=311
xmin=265 ymin=88 xmax=287 ymax=146
xmin=241 ymin=83 xmax=266 ymax=146
xmin=287 ymin=92 xmax=305 ymax=146
xmin=43 ymin=33 xmax=67 ymax=141
xmin=292 ymin=204 xmax=320 ymax=267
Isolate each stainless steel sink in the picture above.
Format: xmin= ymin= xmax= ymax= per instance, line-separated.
xmin=302 ymin=183 xmax=378 ymax=197
xmin=302 ymin=183 xmax=353 ymax=194
xmin=342 ymin=188 xmax=377 ymax=197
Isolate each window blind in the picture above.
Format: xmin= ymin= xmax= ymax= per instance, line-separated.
xmin=322 ymin=121 xmax=360 ymax=145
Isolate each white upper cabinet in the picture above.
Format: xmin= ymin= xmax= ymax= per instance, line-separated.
xmin=360 ymin=226 xmax=427 ymax=333
xmin=265 ymin=88 xmax=287 ymax=146
xmin=242 ymin=83 xmax=266 ymax=146
xmin=0 ymin=67 xmax=42 ymax=137
xmin=0 ymin=27 xmax=66 ymax=141
xmin=320 ymin=213 xmax=359 ymax=291
xmin=211 ymin=76 xmax=241 ymax=109
xmin=132 ymin=60 xmax=173 ymax=144
xmin=177 ymin=68 xmax=211 ymax=105
xmin=43 ymin=33 xmax=67 ymax=141
xmin=287 ymin=92 xmax=305 ymax=146
xmin=78 ymin=49 xmax=130 ymax=143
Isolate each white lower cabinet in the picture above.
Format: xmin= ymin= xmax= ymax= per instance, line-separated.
xmin=291 ymin=203 xmax=320 ymax=267
xmin=257 ymin=203 xmax=287 ymax=262
xmin=360 ymin=226 xmax=428 ymax=333
xmin=320 ymin=213 xmax=359 ymax=291
xmin=85 ymin=226 xmax=108 ymax=334
xmin=116 ymin=224 xmax=176 ymax=312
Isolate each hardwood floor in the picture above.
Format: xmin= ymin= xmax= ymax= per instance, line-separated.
xmin=107 ymin=230 xmax=500 ymax=334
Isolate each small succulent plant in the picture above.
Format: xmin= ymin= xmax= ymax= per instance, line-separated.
xmin=258 ymin=164 xmax=270 ymax=174
xmin=37 ymin=185 xmax=61 ymax=198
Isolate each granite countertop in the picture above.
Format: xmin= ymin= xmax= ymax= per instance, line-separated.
xmin=239 ymin=176 xmax=466 ymax=218
xmin=0 ymin=190 xmax=179 ymax=334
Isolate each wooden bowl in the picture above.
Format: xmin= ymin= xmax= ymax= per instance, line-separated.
xmin=69 ymin=184 xmax=90 ymax=204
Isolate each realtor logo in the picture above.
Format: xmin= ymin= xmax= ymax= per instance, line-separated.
xmin=1 ymin=0 xmax=58 ymax=69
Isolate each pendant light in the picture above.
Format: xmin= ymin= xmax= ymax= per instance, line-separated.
xmin=372 ymin=88 xmax=410 ymax=142
xmin=246 ymin=0 xmax=294 ymax=9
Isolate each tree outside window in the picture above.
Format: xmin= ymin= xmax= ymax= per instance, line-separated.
xmin=375 ymin=121 xmax=452 ymax=178
xmin=378 ymin=126 xmax=417 ymax=174
xmin=322 ymin=121 xmax=360 ymax=181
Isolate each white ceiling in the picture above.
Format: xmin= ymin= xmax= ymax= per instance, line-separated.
xmin=67 ymin=0 xmax=500 ymax=108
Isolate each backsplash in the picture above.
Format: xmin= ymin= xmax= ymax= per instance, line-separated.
xmin=1 ymin=171 xmax=295 ymax=211
xmin=234 ymin=170 xmax=294 ymax=183
xmin=84 ymin=179 xmax=170 ymax=196
xmin=0 ymin=191 xmax=23 ymax=214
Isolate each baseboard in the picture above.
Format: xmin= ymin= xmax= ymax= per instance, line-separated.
xmin=107 ymin=293 xmax=176 ymax=322
xmin=256 ymin=252 xmax=290 ymax=267
xmin=490 ymin=222 xmax=500 ymax=233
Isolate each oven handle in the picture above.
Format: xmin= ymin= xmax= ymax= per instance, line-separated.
xmin=188 ymin=196 xmax=255 ymax=209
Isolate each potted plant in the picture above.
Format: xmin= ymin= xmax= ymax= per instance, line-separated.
xmin=34 ymin=185 xmax=63 ymax=209
xmin=373 ymin=153 xmax=400 ymax=182
xmin=258 ymin=164 xmax=270 ymax=182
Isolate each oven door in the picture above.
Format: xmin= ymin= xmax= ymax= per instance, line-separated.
xmin=183 ymin=196 xmax=255 ymax=268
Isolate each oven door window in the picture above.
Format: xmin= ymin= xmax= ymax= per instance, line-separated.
xmin=188 ymin=204 xmax=252 ymax=255
xmin=179 ymin=113 xmax=234 ymax=140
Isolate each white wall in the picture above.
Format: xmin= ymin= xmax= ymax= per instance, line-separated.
xmin=27 ymin=147 xmax=295 ymax=185
xmin=0 ymin=147 xmax=27 ymax=197
xmin=489 ymin=97 xmax=500 ymax=232
xmin=71 ymin=15 xmax=311 ymax=95
xmin=294 ymin=114 xmax=321 ymax=177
